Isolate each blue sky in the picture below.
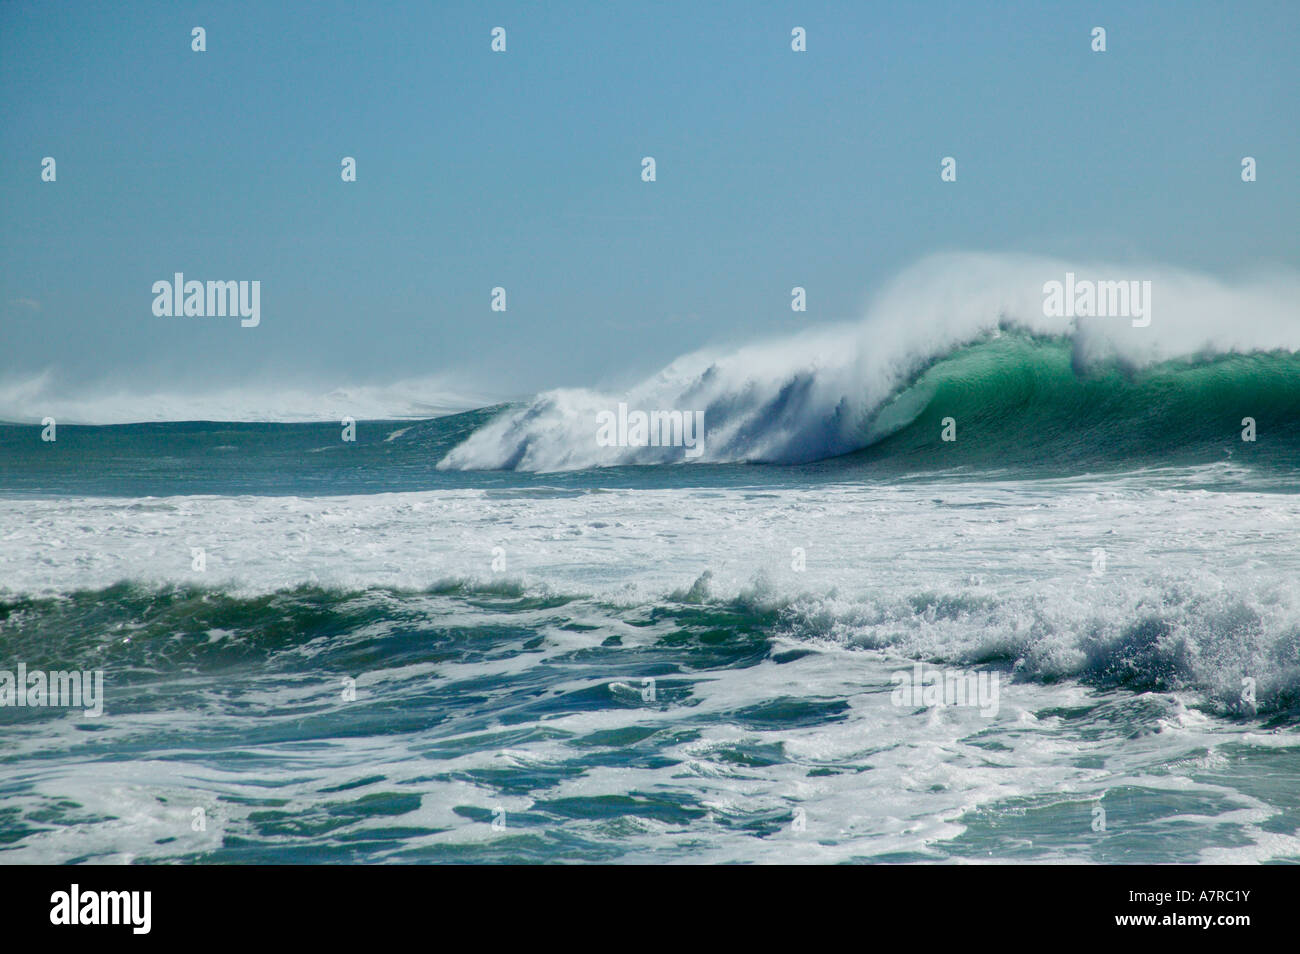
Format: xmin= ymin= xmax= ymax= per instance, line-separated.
xmin=2 ymin=0 xmax=1296 ymax=405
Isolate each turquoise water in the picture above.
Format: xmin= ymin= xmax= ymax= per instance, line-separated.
xmin=2 ymin=338 xmax=1298 ymax=863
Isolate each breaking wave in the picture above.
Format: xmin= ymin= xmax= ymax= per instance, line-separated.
xmin=439 ymin=254 xmax=1300 ymax=472
xmin=4 ymin=574 xmax=1297 ymax=718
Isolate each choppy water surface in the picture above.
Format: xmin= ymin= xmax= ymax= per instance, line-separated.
xmin=2 ymin=437 xmax=1297 ymax=862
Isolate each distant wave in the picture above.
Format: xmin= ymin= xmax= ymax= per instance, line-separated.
xmin=439 ymin=253 xmax=1300 ymax=471
xmin=0 ymin=373 xmax=499 ymax=425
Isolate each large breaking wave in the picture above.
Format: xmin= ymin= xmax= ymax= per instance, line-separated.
xmin=439 ymin=254 xmax=1300 ymax=472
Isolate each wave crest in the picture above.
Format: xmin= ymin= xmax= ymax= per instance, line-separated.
xmin=439 ymin=253 xmax=1300 ymax=471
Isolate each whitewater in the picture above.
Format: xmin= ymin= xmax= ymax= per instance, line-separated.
xmin=2 ymin=253 xmax=1298 ymax=864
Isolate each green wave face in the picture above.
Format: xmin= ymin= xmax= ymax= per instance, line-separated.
xmin=855 ymin=335 xmax=1300 ymax=473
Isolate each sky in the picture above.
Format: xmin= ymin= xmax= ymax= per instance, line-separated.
xmin=1 ymin=0 xmax=1296 ymax=416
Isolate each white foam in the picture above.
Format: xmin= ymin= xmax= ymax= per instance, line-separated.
xmin=4 ymin=471 xmax=1298 ymax=863
xmin=3 ymin=470 xmax=1298 ymax=705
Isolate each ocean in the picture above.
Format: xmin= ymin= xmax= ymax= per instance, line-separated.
xmin=2 ymin=327 xmax=1299 ymax=864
